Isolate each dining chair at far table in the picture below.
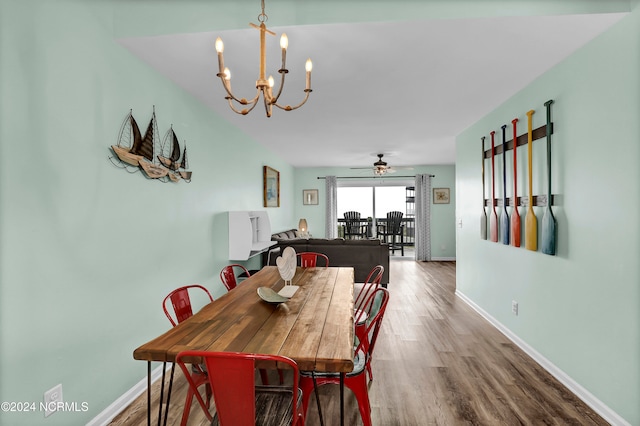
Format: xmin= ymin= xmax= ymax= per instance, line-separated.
xmin=162 ymin=285 xmax=214 ymax=426
xmin=377 ymin=210 xmax=405 ymax=255
xmin=220 ymin=264 xmax=250 ymax=291
xmin=300 ymin=287 xmax=390 ymax=426
xmin=343 ymin=211 xmax=368 ymax=239
xmin=297 ymin=252 xmax=329 ymax=268
xmin=176 ymin=351 xmax=305 ymax=426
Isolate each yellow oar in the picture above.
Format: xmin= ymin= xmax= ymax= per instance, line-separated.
xmin=525 ymin=109 xmax=537 ymax=251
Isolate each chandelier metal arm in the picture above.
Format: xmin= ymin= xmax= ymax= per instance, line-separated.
xmin=226 ymin=95 xmax=261 ymax=115
xmin=217 ymin=75 xmax=261 ymax=108
xmin=272 ymin=89 xmax=312 ymax=111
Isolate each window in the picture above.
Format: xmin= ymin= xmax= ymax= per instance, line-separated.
xmin=337 ymin=185 xmax=407 ymax=220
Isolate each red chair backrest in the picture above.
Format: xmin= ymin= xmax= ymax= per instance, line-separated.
xmin=176 ymin=351 xmax=302 ymax=426
xmin=297 ymin=252 xmax=329 ymax=268
xmin=355 ymin=265 xmax=384 ymax=311
xmin=163 ymin=285 xmax=213 ymax=327
xmin=355 ymin=287 xmax=389 ymax=358
xmin=220 ymin=264 xmax=250 ymax=291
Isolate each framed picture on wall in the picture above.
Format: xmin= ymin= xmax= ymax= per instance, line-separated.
xmin=263 ymin=166 xmax=280 ymax=207
xmin=433 ymin=187 xmax=450 ymax=204
xmin=302 ymin=189 xmax=319 ymax=205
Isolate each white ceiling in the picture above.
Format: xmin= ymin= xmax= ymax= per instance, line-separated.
xmin=118 ymin=12 xmax=625 ymax=169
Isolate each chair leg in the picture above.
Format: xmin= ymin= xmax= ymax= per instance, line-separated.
xmin=299 ymin=375 xmax=317 ymax=416
xmin=181 ymin=372 xmax=211 ymax=426
xmin=259 ymin=368 xmax=270 ymax=385
xmin=304 ymin=373 xmax=373 ymax=426
xmin=348 ymin=374 xmax=373 ymax=426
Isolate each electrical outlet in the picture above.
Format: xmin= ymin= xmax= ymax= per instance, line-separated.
xmin=44 ymin=384 xmax=63 ymax=417
xmin=511 ymin=300 xmax=519 ymax=316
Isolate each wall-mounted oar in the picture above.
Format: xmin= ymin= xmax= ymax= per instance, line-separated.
xmin=541 ymin=100 xmax=557 ymax=255
xmin=510 ymin=118 xmax=521 ymax=247
xmin=490 ymin=131 xmax=498 ymax=242
xmin=525 ymin=110 xmax=537 ymax=251
xmin=500 ymin=125 xmax=510 ymax=245
xmin=481 ymin=136 xmax=487 ymax=240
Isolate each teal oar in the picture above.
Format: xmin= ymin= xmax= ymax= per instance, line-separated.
xmin=500 ymin=124 xmax=510 ymax=245
xmin=481 ymin=136 xmax=487 ymax=240
xmin=541 ymin=100 xmax=557 ymax=255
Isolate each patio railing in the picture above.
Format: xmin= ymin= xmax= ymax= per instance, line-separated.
xmin=336 ymin=217 xmax=415 ymax=246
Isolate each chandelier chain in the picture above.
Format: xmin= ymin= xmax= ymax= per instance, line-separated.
xmin=258 ymin=0 xmax=268 ymax=23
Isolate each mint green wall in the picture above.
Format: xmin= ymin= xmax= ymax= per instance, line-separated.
xmin=0 ymin=1 xmax=294 ymax=424
xmin=292 ymin=166 xmax=456 ymax=259
xmin=456 ymin=5 xmax=639 ymax=425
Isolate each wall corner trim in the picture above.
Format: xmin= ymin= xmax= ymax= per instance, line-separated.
xmin=455 ymin=290 xmax=631 ymax=426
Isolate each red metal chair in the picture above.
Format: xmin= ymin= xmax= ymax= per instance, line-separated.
xmin=220 ymin=264 xmax=250 ymax=291
xmin=162 ymin=285 xmax=214 ymax=426
xmin=220 ymin=265 xmax=280 ymax=384
xmin=300 ymin=288 xmax=390 ymax=426
xmin=297 ymin=252 xmax=329 ymax=268
xmin=354 ymin=265 xmax=384 ymax=381
xmin=176 ymin=351 xmax=305 ymax=426
xmin=355 ymin=265 xmax=384 ymax=313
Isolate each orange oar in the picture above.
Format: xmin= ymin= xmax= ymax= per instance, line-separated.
xmin=525 ymin=109 xmax=537 ymax=251
xmin=489 ymin=131 xmax=498 ymax=242
xmin=510 ymin=118 xmax=521 ymax=247
xmin=480 ymin=136 xmax=487 ymax=240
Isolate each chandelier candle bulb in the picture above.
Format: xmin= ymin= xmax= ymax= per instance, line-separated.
xmin=215 ymin=37 xmax=225 ymax=73
xmin=305 ymin=59 xmax=312 ymax=90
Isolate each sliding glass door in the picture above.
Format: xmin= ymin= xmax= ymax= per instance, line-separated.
xmin=337 ymin=184 xmax=413 ymax=247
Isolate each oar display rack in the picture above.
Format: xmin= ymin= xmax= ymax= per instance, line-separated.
xmin=482 ymin=123 xmax=555 ymax=208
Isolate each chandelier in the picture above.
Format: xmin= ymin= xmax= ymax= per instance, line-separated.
xmin=214 ymin=0 xmax=313 ymax=117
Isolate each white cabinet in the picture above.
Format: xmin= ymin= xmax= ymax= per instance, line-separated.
xmin=228 ymin=211 xmax=277 ymax=260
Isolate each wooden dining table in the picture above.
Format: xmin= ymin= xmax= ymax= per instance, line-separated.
xmin=133 ymin=265 xmax=355 ymax=426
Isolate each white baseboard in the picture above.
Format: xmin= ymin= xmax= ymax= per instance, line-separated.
xmin=455 ymin=290 xmax=630 ymax=426
xmin=430 ymin=256 xmax=456 ymax=261
xmin=86 ymin=363 xmax=171 ymax=426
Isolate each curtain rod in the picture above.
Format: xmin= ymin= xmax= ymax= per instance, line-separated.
xmin=316 ymin=175 xmax=434 ymax=179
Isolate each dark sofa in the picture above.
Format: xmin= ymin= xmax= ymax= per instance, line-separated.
xmin=266 ymin=229 xmax=390 ymax=286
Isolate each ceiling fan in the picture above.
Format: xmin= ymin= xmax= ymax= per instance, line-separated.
xmin=351 ymin=154 xmax=413 ymax=176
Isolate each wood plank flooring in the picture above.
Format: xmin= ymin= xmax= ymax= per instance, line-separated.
xmin=110 ymin=260 xmax=608 ymax=426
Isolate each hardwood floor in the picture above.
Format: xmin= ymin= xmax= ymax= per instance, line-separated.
xmin=111 ymin=260 xmax=608 ymax=426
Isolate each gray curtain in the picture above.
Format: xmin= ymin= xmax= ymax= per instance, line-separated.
xmin=415 ymin=174 xmax=431 ymax=261
xmin=325 ymin=176 xmax=338 ymax=238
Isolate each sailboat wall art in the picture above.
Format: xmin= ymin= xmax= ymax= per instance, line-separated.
xmin=109 ymin=107 xmax=193 ymax=183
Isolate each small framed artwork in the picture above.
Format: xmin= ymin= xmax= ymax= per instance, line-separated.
xmin=263 ymin=166 xmax=280 ymax=207
xmin=433 ymin=187 xmax=450 ymax=204
xmin=302 ymin=189 xmax=319 ymax=205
